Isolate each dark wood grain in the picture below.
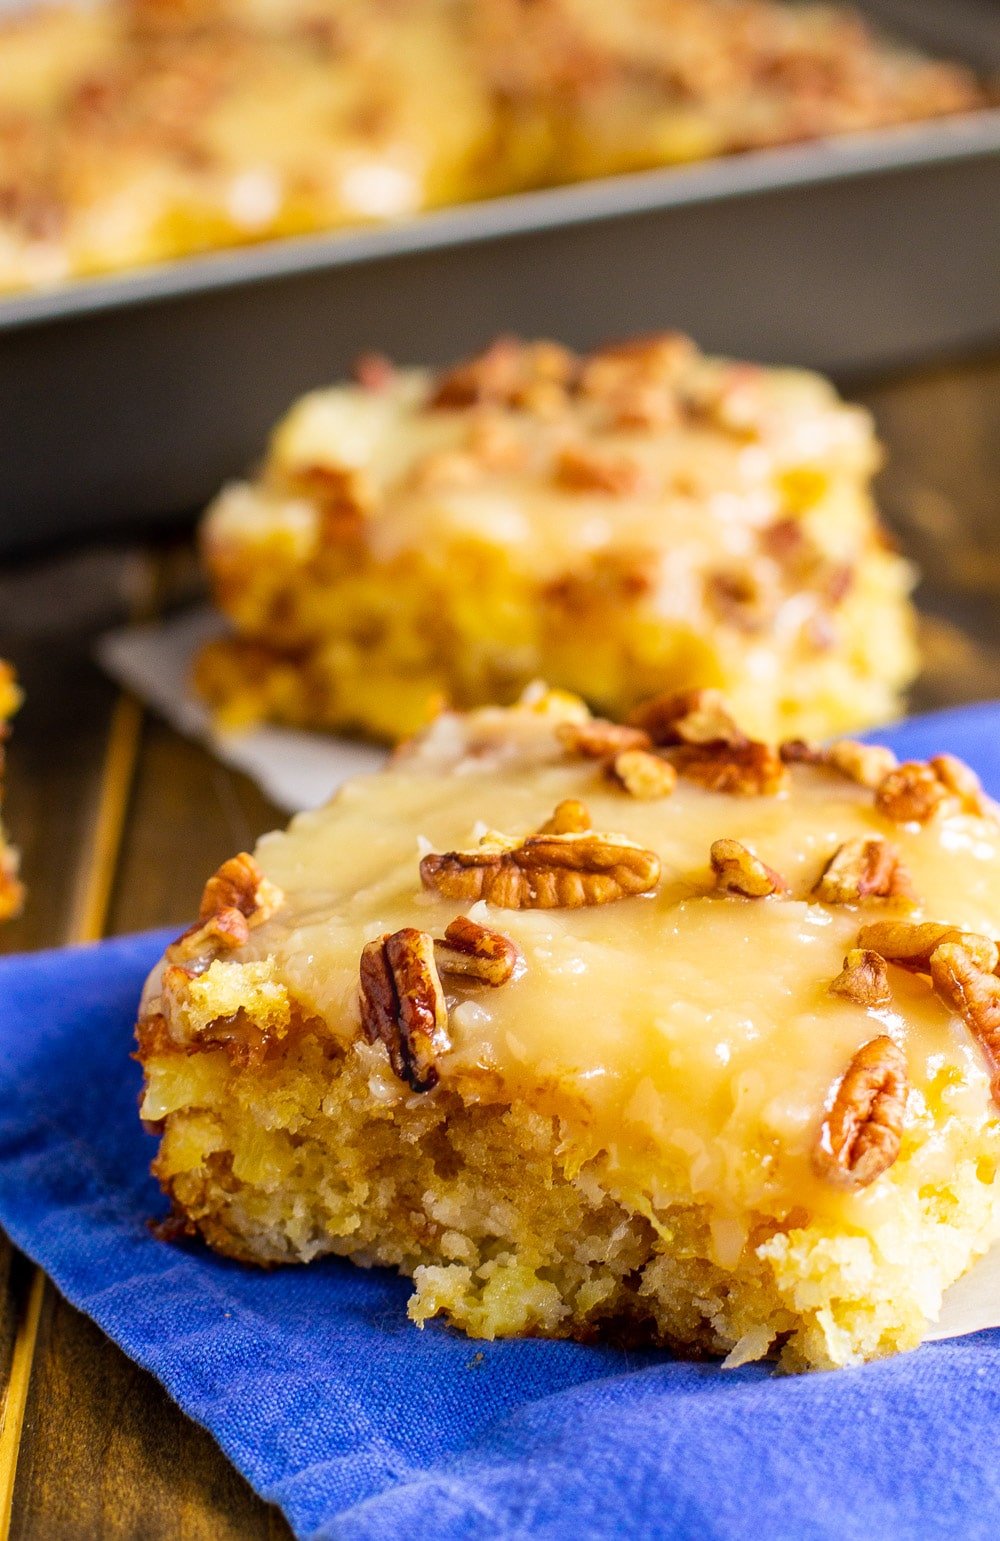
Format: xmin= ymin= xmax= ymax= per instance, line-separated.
xmin=855 ymin=353 xmax=1000 ymax=712
xmin=0 ymin=548 xmax=137 ymax=955
xmin=0 ymin=547 xmax=290 ymax=1540
xmin=9 ymin=1290 xmax=288 ymax=1541
xmin=0 ymin=356 xmax=997 ymax=1538
xmin=106 ymin=716 xmax=280 ymax=938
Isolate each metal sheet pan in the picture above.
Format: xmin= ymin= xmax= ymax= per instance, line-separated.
xmin=2 ymin=0 xmax=998 ymax=551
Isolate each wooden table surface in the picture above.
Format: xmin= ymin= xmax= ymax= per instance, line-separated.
xmin=0 ymin=352 xmax=997 ymax=1538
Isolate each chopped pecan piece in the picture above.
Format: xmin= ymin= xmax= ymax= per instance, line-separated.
xmin=830 ymin=950 xmax=892 ymax=1008
xmin=929 ymin=754 xmax=991 ymax=817
xmin=812 ymin=837 xmax=914 ymax=904
xmin=198 ymin=853 xmax=284 ymax=927
xmin=875 ymin=761 xmax=952 ymax=824
xmin=760 ymin=516 xmax=809 ymax=565
xmin=629 ymin=687 xmax=746 ymax=749
xmin=465 ymin=412 xmax=528 ymax=472
xmin=857 ymin=920 xmax=998 ymax=976
xmin=351 ymin=352 xmax=395 ymax=391
xmin=781 ymin=738 xmax=898 ymax=790
xmin=610 ymin=749 xmax=677 ymax=800
xmin=779 ymin=738 xmax=821 ymax=766
xmin=815 ymin=1035 xmax=908 ymax=1189
xmin=407 ymin=449 xmax=483 ymax=491
xmin=433 ymin=916 xmax=520 ymax=986
xmin=930 ymin=943 xmax=1000 ymax=1100
xmin=538 ymin=798 xmax=592 ymax=835
xmin=428 ymin=337 xmax=576 ymax=411
xmin=165 ymin=906 xmax=250 ymax=967
xmin=420 ymin=831 xmax=660 ymax=909
xmin=826 ymin=740 xmax=899 ymax=788
xmin=710 ymin=838 xmax=786 ymax=897
xmin=673 ymin=740 xmax=789 ymax=796
xmin=283 ymin=462 xmax=373 ymax=521
xmin=823 ymin=563 xmax=855 ymax=606
xmin=577 ymin=333 xmax=694 ymax=400
xmin=557 ymin=719 xmax=651 ymax=759
xmin=706 ymin=570 xmax=773 ymax=633
xmin=359 ymin=928 xmax=450 ymax=1093
xmin=426 ymin=336 xmax=523 ymax=409
xmin=604 ymin=382 xmax=680 ymax=432
xmin=554 ymin=444 xmax=647 ymax=496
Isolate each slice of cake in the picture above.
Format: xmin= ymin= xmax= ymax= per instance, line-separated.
xmin=138 ymin=686 xmax=1000 ymax=1370
xmin=0 ymin=661 xmax=22 ymax=921
xmin=195 ymin=334 xmax=918 ymax=745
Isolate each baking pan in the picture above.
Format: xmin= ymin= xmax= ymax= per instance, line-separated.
xmin=2 ymin=0 xmax=998 ymax=552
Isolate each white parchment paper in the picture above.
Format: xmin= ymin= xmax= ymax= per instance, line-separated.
xmin=96 ymin=608 xmax=1000 ymax=1345
xmin=96 ymin=609 xmax=387 ymax=813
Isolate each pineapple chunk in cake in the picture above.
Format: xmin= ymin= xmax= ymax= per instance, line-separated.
xmin=137 ymin=687 xmax=1000 ymax=1370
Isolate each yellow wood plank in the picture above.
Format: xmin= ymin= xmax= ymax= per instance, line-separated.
xmin=0 ymin=1272 xmax=43 ymax=1539
xmin=0 ymin=616 xmax=146 ymax=1538
xmin=66 ymin=694 xmax=145 ymax=945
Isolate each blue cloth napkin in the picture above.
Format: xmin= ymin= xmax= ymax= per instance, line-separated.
xmin=3 ymin=704 xmax=1000 ymax=1541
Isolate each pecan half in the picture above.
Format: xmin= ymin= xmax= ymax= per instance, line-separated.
xmin=710 ymin=838 xmax=786 ymax=897
xmin=359 ymin=928 xmax=450 ymax=1092
xmin=812 ymin=838 xmax=914 ymax=904
xmin=557 ymin=719 xmax=651 ymax=759
xmin=815 ymin=1035 xmax=908 ymax=1188
xmin=781 ymin=738 xmax=898 ymax=789
xmin=830 ymin=950 xmax=892 ymax=1008
xmin=629 ymin=687 xmax=746 ymax=749
xmin=857 ymin=920 xmax=998 ymax=976
xmin=420 ymin=831 xmax=660 ymax=909
xmin=198 ymin=853 xmax=283 ymax=927
xmin=538 ymin=798 xmax=592 ymax=834
xmin=930 ymin=943 xmax=1000 ymax=1100
xmin=610 ymin=748 xmax=677 ymax=800
xmin=433 ymin=916 xmax=520 ymax=986
xmin=672 ymin=740 xmax=789 ymax=796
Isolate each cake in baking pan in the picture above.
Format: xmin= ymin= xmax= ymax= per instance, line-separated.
xmin=0 ymin=0 xmax=984 ymax=292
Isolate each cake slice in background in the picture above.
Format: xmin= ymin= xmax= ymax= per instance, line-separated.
xmin=195 ymin=334 xmax=919 ymax=744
